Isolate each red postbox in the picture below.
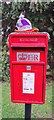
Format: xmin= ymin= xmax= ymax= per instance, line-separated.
xmin=9 ymin=32 xmax=48 ymax=104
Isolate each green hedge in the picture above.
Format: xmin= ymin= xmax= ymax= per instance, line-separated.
xmin=2 ymin=2 xmax=54 ymax=81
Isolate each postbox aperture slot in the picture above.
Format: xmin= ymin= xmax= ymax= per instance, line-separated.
xmin=11 ymin=47 xmax=45 ymax=51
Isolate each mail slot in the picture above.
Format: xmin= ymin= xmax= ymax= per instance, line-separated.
xmin=9 ymin=32 xmax=48 ymax=104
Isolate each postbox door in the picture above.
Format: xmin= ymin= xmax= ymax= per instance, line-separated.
xmin=11 ymin=63 xmax=44 ymax=104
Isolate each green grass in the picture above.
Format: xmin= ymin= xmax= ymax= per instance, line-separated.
xmin=0 ymin=82 xmax=2 ymax=120
xmin=2 ymin=81 xmax=54 ymax=119
xmin=32 ymin=82 xmax=53 ymax=118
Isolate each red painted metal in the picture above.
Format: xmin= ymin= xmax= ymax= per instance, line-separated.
xmin=9 ymin=32 xmax=48 ymax=104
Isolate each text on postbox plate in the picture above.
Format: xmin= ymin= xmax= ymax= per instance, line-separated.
xmin=17 ymin=52 xmax=40 ymax=62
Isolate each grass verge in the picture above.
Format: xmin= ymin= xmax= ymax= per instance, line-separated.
xmin=2 ymin=81 xmax=54 ymax=119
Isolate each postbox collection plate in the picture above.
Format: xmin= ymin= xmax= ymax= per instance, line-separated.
xmin=23 ymin=72 xmax=35 ymax=94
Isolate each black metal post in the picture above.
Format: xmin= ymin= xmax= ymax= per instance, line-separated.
xmin=25 ymin=104 xmax=31 ymax=120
